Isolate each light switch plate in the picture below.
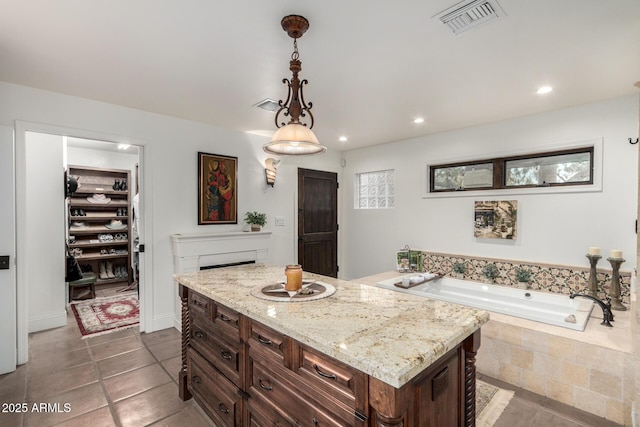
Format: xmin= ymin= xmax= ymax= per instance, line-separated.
xmin=275 ymin=216 xmax=285 ymax=226
xmin=0 ymin=255 xmax=9 ymax=270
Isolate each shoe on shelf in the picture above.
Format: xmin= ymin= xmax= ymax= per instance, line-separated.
xmin=99 ymin=262 xmax=108 ymax=280
xmin=106 ymin=261 xmax=116 ymax=279
xmin=113 ymin=179 xmax=120 ymax=191
xmin=120 ymin=180 xmax=127 ymax=191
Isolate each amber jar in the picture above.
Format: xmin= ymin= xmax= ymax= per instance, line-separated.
xmin=284 ymin=264 xmax=303 ymax=291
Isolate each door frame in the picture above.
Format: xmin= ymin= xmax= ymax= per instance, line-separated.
xmin=14 ymin=121 xmax=153 ymax=364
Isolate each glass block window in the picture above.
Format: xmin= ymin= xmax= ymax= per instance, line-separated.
xmin=355 ymin=170 xmax=395 ymax=209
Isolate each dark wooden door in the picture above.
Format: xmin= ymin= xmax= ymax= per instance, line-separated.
xmin=297 ymin=168 xmax=338 ymax=277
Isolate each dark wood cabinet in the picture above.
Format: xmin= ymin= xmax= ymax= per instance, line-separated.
xmin=179 ymin=286 xmax=480 ymax=427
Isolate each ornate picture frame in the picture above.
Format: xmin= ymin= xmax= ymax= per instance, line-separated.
xmin=198 ymin=152 xmax=238 ymax=225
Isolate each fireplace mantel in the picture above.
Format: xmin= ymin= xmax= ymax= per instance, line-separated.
xmin=171 ymin=231 xmax=272 ymax=273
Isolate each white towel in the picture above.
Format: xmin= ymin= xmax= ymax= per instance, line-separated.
xmin=421 ymin=273 xmax=437 ymax=281
xmin=409 ymin=276 xmax=423 ymax=284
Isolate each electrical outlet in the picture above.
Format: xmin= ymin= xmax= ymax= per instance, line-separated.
xmin=275 ymin=216 xmax=285 ymax=226
xmin=0 ymin=255 xmax=9 ymax=270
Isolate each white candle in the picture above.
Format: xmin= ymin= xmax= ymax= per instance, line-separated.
xmin=610 ymin=249 xmax=623 ymax=259
xmin=588 ymin=247 xmax=600 ymax=256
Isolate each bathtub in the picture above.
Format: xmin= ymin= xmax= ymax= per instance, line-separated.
xmin=376 ymin=274 xmax=595 ymax=331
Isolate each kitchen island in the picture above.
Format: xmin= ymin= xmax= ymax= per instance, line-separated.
xmin=175 ymin=264 xmax=489 ymax=426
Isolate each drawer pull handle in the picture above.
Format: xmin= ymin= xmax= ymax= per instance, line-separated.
xmin=218 ymin=401 xmax=229 ymax=414
xmin=257 ymin=335 xmax=272 ymax=345
xmin=194 ymin=331 xmax=204 ymax=339
xmin=220 ymin=350 xmax=232 ymax=360
xmin=192 ymin=375 xmax=201 ymax=384
xmin=219 ymin=313 xmax=232 ymax=322
xmin=258 ymin=379 xmax=273 ymax=391
xmin=313 ymin=364 xmax=337 ymax=380
xmin=313 ymin=418 xmax=318 ymax=426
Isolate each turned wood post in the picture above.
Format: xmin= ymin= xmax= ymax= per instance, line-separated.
xmin=463 ymin=329 xmax=481 ymax=427
xmin=178 ymin=284 xmax=192 ymax=400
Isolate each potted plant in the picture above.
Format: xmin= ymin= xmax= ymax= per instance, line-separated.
xmin=244 ymin=211 xmax=267 ymax=232
xmin=482 ymin=263 xmax=499 ymax=283
xmin=452 ymin=262 xmax=467 ymax=278
xmin=515 ymin=268 xmax=532 ymax=289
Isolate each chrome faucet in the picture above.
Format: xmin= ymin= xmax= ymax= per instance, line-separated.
xmin=569 ymin=292 xmax=614 ymax=327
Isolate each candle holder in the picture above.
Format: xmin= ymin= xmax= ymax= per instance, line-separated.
xmin=585 ymin=254 xmax=602 ymax=298
xmin=606 ymin=257 xmax=627 ymax=311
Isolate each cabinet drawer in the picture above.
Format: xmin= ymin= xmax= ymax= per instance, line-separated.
xmin=213 ymin=303 xmax=241 ymax=342
xmin=189 ymin=291 xmax=212 ymax=319
xmin=248 ymin=320 xmax=290 ymax=366
xmin=191 ymin=319 xmax=241 ymax=387
xmin=246 ymin=395 xmax=296 ymax=427
xmin=188 ymin=348 xmax=240 ymax=427
xmin=248 ymin=359 xmax=352 ymax=426
xmin=297 ymin=344 xmax=366 ymax=411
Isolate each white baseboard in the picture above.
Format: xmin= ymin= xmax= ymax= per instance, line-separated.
xmin=28 ymin=311 xmax=67 ymax=333
xmin=148 ymin=313 xmax=176 ymax=333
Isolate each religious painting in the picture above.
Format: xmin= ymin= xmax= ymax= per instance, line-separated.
xmin=198 ymin=152 xmax=237 ymax=225
xmin=474 ymin=200 xmax=517 ymax=240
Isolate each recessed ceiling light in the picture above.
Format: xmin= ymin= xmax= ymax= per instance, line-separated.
xmin=338 ymin=136 xmax=348 ymax=142
xmin=414 ymin=118 xmax=425 ymax=124
xmin=536 ymin=86 xmax=553 ymax=95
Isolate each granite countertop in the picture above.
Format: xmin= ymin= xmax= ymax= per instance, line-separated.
xmin=175 ymin=264 xmax=489 ymax=388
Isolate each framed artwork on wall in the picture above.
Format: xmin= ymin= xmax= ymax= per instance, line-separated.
xmin=198 ymin=152 xmax=237 ymax=225
xmin=474 ymin=200 xmax=517 ymax=240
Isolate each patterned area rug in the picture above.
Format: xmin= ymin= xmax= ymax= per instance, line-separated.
xmin=476 ymin=380 xmax=515 ymax=426
xmin=71 ymin=294 xmax=139 ymax=338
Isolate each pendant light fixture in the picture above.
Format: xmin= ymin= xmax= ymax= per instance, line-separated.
xmin=263 ymin=15 xmax=326 ymax=156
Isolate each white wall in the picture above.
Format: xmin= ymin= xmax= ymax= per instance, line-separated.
xmin=0 ymin=81 xmax=342 ymax=337
xmin=340 ymin=95 xmax=639 ymax=280
xmin=25 ymin=132 xmax=65 ymax=332
xmin=0 ymin=125 xmax=16 ymax=373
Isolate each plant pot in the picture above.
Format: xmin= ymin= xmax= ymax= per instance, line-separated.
xmin=250 ymin=224 xmax=261 ymax=232
xmin=517 ymin=281 xmax=529 ymax=290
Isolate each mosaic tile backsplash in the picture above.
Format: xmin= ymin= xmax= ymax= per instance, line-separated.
xmin=418 ymin=251 xmax=632 ymax=305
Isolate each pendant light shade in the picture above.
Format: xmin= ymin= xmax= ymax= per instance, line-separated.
xmin=263 ymin=123 xmax=326 ymax=155
xmin=263 ymin=15 xmax=327 ymax=156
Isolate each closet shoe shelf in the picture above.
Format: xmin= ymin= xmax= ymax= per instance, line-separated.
xmin=67 ymin=165 xmax=132 ymax=290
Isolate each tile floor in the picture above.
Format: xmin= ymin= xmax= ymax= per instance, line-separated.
xmin=480 ymin=374 xmax=623 ymax=427
xmin=0 ymin=293 xmax=625 ymax=427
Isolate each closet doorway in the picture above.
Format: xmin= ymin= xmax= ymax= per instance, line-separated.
xmin=14 ymin=124 xmax=149 ymax=366
xmin=66 ymin=138 xmax=141 ymax=301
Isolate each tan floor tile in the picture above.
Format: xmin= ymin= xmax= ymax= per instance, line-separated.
xmin=147 ymin=338 xmax=181 ymax=362
xmin=97 ymin=347 xmax=157 ymax=379
xmin=90 ymin=335 xmax=144 ymax=361
xmin=27 ymin=363 xmax=98 ymax=401
xmin=23 ymin=382 xmax=108 ymax=427
xmin=113 ymin=382 xmax=186 ymax=427
xmin=141 ymin=328 xmax=180 ymax=348
xmin=28 ymin=347 xmax=92 ymax=377
xmin=51 ymin=406 xmax=116 ymax=427
xmin=148 ymin=401 xmax=217 ymax=427
xmin=87 ymin=327 xmax=139 ymax=347
xmin=104 ymin=364 xmax=172 ymax=402
xmin=161 ymin=356 xmax=182 ymax=382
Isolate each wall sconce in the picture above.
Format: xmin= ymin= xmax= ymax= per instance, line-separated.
xmin=265 ymin=158 xmax=280 ymax=186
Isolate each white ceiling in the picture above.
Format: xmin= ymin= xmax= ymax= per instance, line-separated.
xmin=2 ymin=1 xmax=639 ymax=152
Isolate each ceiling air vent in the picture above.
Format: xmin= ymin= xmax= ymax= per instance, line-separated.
xmin=435 ymin=0 xmax=506 ymax=35
xmin=255 ymin=98 xmax=281 ymax=112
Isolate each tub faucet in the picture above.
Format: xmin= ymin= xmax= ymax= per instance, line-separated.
xmin=569 ymin=292 xmax=614 ymax=327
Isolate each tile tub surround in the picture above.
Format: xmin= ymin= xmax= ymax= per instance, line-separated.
xmin=174 ymin=263 xmax=489 ymax=388
xmin=420 ymin=251 xmax=633 ymax=305
xmin=358 ymin=271 xmax=634 ymax=425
